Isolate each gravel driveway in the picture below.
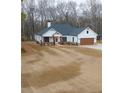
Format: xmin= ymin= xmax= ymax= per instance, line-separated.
xmin=80 ymin=44 xmax=102 ymax=50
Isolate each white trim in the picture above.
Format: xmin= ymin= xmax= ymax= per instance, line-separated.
xmin=78 ymin=27 xmax=98 ymax=36
xmin=42 ymin=28 xmax=62 ymax=37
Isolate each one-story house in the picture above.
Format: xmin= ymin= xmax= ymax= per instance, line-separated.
xmin=34 ymin=22 xmax=98 ymax=45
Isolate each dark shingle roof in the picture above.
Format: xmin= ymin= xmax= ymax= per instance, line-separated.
xmin=36 ymin=23 xmax=86 ymax=36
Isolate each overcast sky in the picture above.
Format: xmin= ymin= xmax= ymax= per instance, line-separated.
xmin=55 ymin=0 xmax=87 ymax=5
xmin=34 ymin=0 xmax=102 ymax=6
xmin=55 ymin=0 xmax=102 ymax=5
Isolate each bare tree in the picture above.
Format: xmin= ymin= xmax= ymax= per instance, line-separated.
xmin=66 ymin=1 xmax=78 ymax=26
xmin=23 ymin=0 xmax=37 ymax=40
xmin=56 ymin=2 xmax=68 ymax=22
xmin=21 ymin=0 xmax=102 ymax=40
xmin=79 ymin=0 xmax=102 ymax=34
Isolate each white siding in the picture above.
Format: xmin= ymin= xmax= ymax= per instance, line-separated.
xmin=77 ymin=27 xmax=97 ymax=43
xmin=74 ymin=36 xmax=78 ymax=43
xmin=63 ymin=35 xmax=78 ymax=43
xmin=34 ymin=35 xmax=42 ymax=43
xmin=42 ymin=28 xmax=62 ymax=37
xmin=49 ymin=37 xmax=54 ymax=42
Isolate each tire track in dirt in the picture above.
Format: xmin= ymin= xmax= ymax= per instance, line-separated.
xmin=21 ymin=62 xmax=82 ymax=88
xmin=22 ymin=43 xmax=101 ymax=93
xmin=47 ymin=47 xmax=102 ymax=93
xmin=48 ymin=47 xmax=84 ymax=64
xmin=51 ymin=47 xmax=101 ymax=64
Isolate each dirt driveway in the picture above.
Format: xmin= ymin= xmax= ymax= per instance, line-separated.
xmin=21 ymin=42 xmax=102 ymax=93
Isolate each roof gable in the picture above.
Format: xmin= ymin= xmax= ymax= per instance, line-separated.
xmin=42 ymin=28 xmax=57 ymax=37
xmin=78 ymin=27 xmax=98 ymax=38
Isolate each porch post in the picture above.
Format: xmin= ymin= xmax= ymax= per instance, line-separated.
xmin=42 ymin=37 xmax=45 ymax=46
xmin=53 ymin=36 xmax=55 ymax=45
xmin=60 ymin=36 xmax=62 ymax=44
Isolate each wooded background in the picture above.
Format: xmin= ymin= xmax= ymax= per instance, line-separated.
xmin=21 ymin=0 xmax=102 ymax=40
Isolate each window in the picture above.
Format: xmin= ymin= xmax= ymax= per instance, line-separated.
xmin=44 ymin=37 xmax=49 ymax=42
xmin=62 ymin=37 xmax=67 ymax=42
xmin=87 ymin=31 xmax=89 ymax=34
xmin=72 ymin=37 xmax=74 ymax=42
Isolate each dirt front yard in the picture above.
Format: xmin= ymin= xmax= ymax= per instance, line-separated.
xmin=21 ymin=41 xmax=102 ymax=93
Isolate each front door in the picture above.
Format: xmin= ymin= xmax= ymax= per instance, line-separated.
xmin=53 ymin=36 xmax=61 ymax=44
xmin=54 ymin=37 xmax=59 ymax=44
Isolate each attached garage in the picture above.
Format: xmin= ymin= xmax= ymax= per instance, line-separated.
xmin=80 ymin=38 xmax=94 ymax=45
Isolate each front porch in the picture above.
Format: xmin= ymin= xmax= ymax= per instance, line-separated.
xmin=41 ymin=31 xmax=63 ymax=45
xmin=41 ymin=36 xmax=63 ymax=46
xmin=40 ymin=37 xmax=78 ymax=46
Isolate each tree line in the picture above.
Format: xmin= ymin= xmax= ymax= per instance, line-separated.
xmin=21 ymin=0 xmax=102 ymax=40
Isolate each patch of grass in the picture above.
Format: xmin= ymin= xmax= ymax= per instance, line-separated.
xmin=21 ymin=62 xmax=82 ymax=88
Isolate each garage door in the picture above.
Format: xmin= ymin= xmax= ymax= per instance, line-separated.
xmin=80 ymin=38 xmax=94 ymax=45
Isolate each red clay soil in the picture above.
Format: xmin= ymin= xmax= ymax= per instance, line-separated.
xmin=21 ymin=42 xmax=36 ymax=55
